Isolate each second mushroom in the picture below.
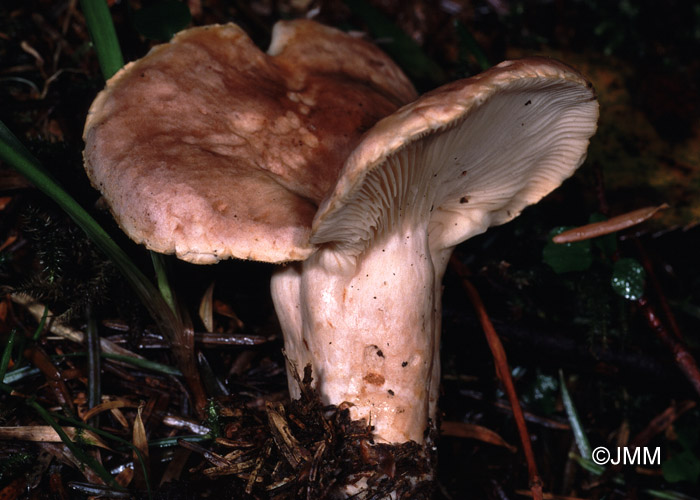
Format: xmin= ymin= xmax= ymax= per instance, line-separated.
xmin=84 ymin=18 xmax=598 ymax=485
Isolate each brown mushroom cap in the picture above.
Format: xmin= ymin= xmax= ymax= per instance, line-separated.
xmin=311 ymin=57 xmax=599 ymax=254
xmin=83 ymin=20 xmax=416 ymax=264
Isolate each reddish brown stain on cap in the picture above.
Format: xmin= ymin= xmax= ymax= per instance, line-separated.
xmin=363 ymin=372 xmax=385 ymax=386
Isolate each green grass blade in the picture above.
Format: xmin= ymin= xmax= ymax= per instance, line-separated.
xmin=559 ymin=369 xmax=592 ymax=459
xmin=80 ymin=0 xmax=124 ymax=80
xmin=151 ymin=252 xmax=177 ymax=314
xmin=32 ymin=305 xmax=49 ymax=341
xmin=59 ymin=351 xmax=182 ymax=377
xmin=101 ymin=352 xmax=182 ymax=376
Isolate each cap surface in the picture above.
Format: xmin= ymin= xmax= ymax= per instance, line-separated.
xmin=83 ymin=20 xmax=416 ymax=264
xmin=311 ymin=57 xmax=599 ymax=254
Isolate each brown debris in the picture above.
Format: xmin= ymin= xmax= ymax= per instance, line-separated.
xmin=188 ymin=365 xmax=435 ymax=499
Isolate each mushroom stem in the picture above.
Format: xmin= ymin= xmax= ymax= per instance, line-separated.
xmin=272 ymin=224 xmax=450 ymax=444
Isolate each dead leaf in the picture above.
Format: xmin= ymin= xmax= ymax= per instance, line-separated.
xmin=82 ymin=397 xmax=140 ymax=422
xmin=441 ymin=421 xmax=517 ymax=453
xmin=198 ymin=282 xmax=215 ymax=332
xmin=0 ymin=426 xmax=111 ymax=450
xmin=131 ymin=403 xmax=150 ymax=489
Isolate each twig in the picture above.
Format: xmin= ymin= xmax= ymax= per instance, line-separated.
xmin=552 ymin=204 xmax=668 ymax=243
xmin=630 ymin=400 xmax=695 ymax=449
xmin=637 ymin=297 xmax=700 ymax=397
xmin=633 ymin=237 xmax=683 ymax=341
xmin=450 ymin=256 xmax=543 ymax=500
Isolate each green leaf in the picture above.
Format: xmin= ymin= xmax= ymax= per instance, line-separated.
xmin=611 ymin=258 xmax=646 ymax=300
xmin=543 ymin=226 xmax=593 ymax=274
xmin=663 ymin=449 xmax=700 ymax=483
xmin=132 ymin=0 xmax=191 ymax=41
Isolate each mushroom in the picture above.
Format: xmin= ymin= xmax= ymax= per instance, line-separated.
xmin=272 ymin=57 xmax=599 ymax=446
xmin=84 ymin=18 xmax=598 ymax=491
xmin=83 ymin=20 xmax=417 ymax=265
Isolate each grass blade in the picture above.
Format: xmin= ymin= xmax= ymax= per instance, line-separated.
xmin=79 ymin=0 xmax=124 ymax=80
xmin=101 ymin=353 xmax=181 ymax=376
xmin=3 ymin=366 xmax=41 ymax=385
xmin=59 ymin=351 xmax=182 ymax=377
xmin=151 ymin=252 xmax=177 ymax=314
xmin=559 ymin=369 xmax=592 ymax=459
xmin=32 ymin=305 xmax=49 ymax=341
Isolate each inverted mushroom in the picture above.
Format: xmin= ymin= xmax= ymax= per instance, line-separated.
xmin=84 ymin=18 xmax=598 ymax=494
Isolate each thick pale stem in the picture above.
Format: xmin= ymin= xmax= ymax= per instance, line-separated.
xmin=272 ymin=225 xmax=449 ymax=444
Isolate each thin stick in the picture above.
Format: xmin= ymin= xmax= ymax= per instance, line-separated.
xmin=451 ymin=256 xmax=543 ymax=500
xmin=630 ymin=400 xmax=695 ymax=449
xmin=633 ymin=237 xmax=683 ymax=340
xmin=552 ymin=204 xmax=668 ymax=243
xmin=637 ymin=296 xmax=700 ymax=397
